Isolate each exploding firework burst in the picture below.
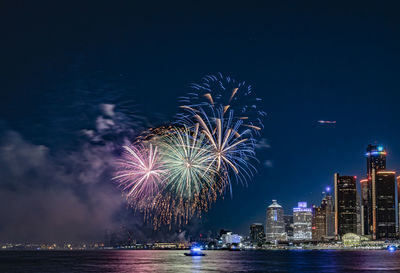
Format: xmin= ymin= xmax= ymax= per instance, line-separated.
xmin=196 ymin=107 xmax=257 ymax=190
xmin=113 ymin=143 xmax=167 ymax=205
xmin=157 ymin=124 xmax=217 ymax=198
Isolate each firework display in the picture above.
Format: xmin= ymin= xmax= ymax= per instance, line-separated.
xmin=113 ymin=74 xmax=265 ymax=228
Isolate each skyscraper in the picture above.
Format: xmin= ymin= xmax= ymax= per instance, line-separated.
xmin=360 ymin=178 xmax=370 ymax=235
xmin=312 ymin=204 xmax=326 ymax=241
xmin=372 ymin=170 xmax=396 ymax=239
xmin=265 ymin=200 xmax=286 ymax=242
xmin=249 ymin=223 xmax=265 ymax=246
xmin=283 ymin=215 xmax=294 ymax=239
xmin=324 ymin=191 xmax=336 ymax=238
xmin=397 ymin=175 xmax=400 ymax=236
xmin=366 ymin=144 xmax=387 ymax=178
xmin=362 ymin=144 xmax=387 ymax=236
xmin=312 ymin=189 xmax=335 ymax=241
xmin=334 ymin=173 xmax=357 ymax=237
xmin=293 ymin=202 xmax=312 ymax=241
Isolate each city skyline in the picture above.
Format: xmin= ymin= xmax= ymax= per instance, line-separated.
xmin=257 ymin=143 xmax=399 ymax=242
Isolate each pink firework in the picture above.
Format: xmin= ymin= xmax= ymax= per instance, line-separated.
xmin=113 ymin=143 xmax=167 ymax=202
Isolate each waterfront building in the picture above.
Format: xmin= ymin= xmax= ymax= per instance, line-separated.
xmin=334 ymin=173 xmax=357 ymax=238
xmin=360 ymin=144 xmax=396 ymax=239
xmin=397 ymin=175 xmax=400 ymax=236
xmin=293 ymin=202 xmax=312 ymax=241
xmin=356 ymin=192 xmax=362 ymax=235
xmin=372 ymin=170 xmax=396 ymax=239
xmin=312 ymin=204 xmax=326 ymax=241
xmin=362 ymin=144 xmax=387 ymax=236
xmin=249 ymin=223 xmax=265 ymax=245
xmin=221 ymin=232 xmax=241 ymax=245
xmin=366 ymin=144 xmax=386 ymax=178
xmin=341 ymin=233 xmax=364 ymax=247
xmin=360 ymin=178 xmax=370 ymax=236
xmin=324 ymin=191 xmax=336 ymax=238
xmin=312 ymin=189 xmax=335 ymax=241
xmin=265 ymin=200 xmax=286 ymax=242
xmin=283 ymin=215 xmax=294 ymax=239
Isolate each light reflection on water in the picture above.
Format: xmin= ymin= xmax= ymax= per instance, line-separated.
xmin=1 ymin=249 xmax=400 ymax=273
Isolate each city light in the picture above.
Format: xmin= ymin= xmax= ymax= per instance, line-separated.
xmin=191 ymin=247 xmax=201 ymax=252
xmin=366 ymin=151 xmax=387 ymax=156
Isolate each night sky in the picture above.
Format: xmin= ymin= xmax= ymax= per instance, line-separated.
xmin=1 ymin=1 xmax=400 ymax=242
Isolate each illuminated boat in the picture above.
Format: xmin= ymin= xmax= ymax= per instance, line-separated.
xmin=229 ymin=245 xmax=240 ymax=251
xmin=184 ymin=246 xmax=206 ymax=256
xmin=387 ymin=245 xmax=397 ymax=252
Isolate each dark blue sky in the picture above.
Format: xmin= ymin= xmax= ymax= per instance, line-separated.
xmin=1 ymin=1 xmax=400 ymax=240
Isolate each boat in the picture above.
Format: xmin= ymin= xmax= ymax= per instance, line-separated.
xmin=387 ymin=245 xmax=397 ymax=252
xmin=229 ymin=244 xmax=241 ymax=251
xmin=184 ymin=246 xmax=206 ymax=256
xmin=184 ymin=252 xmax=206 ymax=256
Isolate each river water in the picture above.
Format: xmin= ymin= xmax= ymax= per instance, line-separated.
xmin=0 ymin=249 xmax=399 ymax=272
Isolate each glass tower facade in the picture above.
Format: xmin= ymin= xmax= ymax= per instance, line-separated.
xmin=366 ymin=144 xmax=387 ymax=178
xmin=397 ymin=176 xmax=400 ymax=236
xmin=293 ymin=202 xmax=312 ymax=241
xmin=283 ymin=215 xmax=294 ymax=239
xmin=362 ymin=144 xmax=387 ymax=236
xmin=372 ymin=170 xmax=396 ymax=239
xmin=249 ymin=223 xmax=265 ymax=245
xmin=265 ymin=200 xmax=286 ymax=242
xmin=360 ymin=178 xmax=370 ymax=235
xmin=334 ymin=173 xmax=357 ymax=237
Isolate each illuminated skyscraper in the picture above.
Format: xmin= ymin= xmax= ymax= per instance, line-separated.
xmin=324 ymin=191 xmax=336 ymax=237
xmin=312 ymin=204 xmax=326 ymax=241
xmin=361 ymin=144 xmax=397 ymax=239
xmin=360 ymin=178 xmax=370 ymax=235
xmin=265 ymin=200 xmax=286 ymax=242
xmin=361 ymin=145 xmax=387 ymax=236
xmin=293 ymin=202 xmax=312 ymax=241
xmin=249 ymin=223 xmax=265 ymax=246
xmin=283 ymin=215 xmax=294 ymax=239
xmin=371 ymin=170 xmax=396 ymax=239
xmin=312 ymin=189 xmax=335 ymax=241
xmin=397 ymin=175 xmax=400 ymax=236
xmin=334 ymin=173 xmax=357 ymax=237
xmin=366 ymin=144 xmax=387 ymax=178
xmin=356 ymin=192 xmax=362 ymax=235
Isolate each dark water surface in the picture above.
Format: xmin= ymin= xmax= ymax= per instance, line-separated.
xmin=0 ymin=250 xmax=399 ymax=273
